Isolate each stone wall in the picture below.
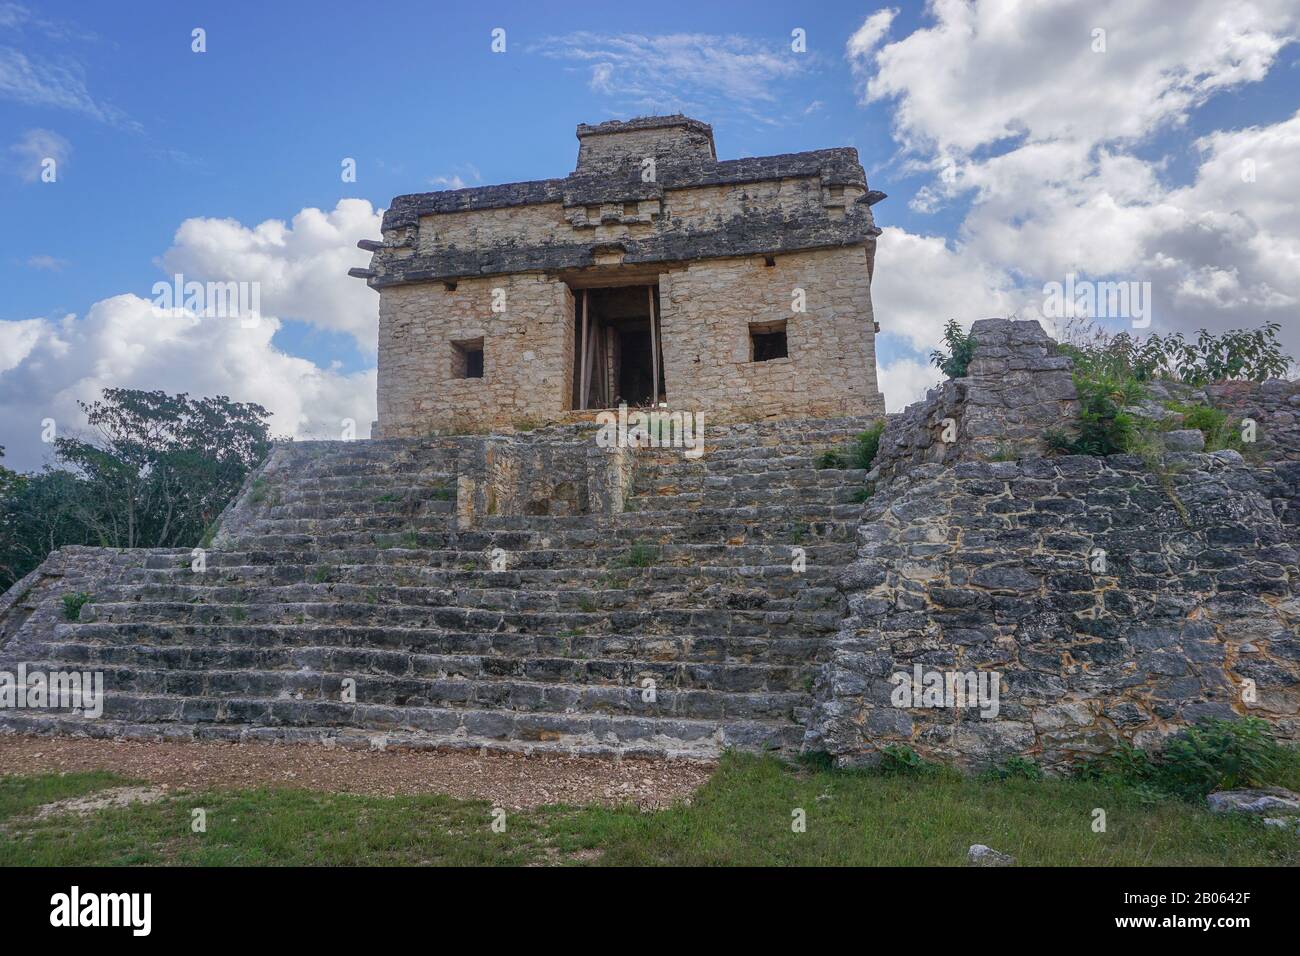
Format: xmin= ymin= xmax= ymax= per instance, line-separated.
xmin=452 ymin=428 xmax=635 ymax=528
xmin=810 ymin=322 xmax=1299 ymax=769
xmin=872 ymin=318 xmax=1078 ymax=482
xmin=1208 ymin=378 xmax=1300 ymax=464
xmin=807 ymin=451 xmax=1299 ymax=769
xmin=658 ymin=246 xmax=884 ymax=422
xmin=374 ymin=244 xmax=884 ymax=437
xmin=362 ymin=114 xmax=886 ymax=437
xmin=375 ymin=273 xmax=575 ymax=437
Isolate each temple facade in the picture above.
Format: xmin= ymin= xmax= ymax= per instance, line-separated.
xmin=352 ymin=115 xmax=887 ymax=436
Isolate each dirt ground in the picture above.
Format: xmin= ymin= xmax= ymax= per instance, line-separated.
xmin=0 ymin=735 xmax=714 ymax=810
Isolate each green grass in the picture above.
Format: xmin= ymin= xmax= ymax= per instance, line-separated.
xmin=0 ymin=771 xmax=123 ymax=824
xmin=3 ymin=753 xmax=1297 ymax=867
xmin=615 ymin=542 xmax=659 ymax=568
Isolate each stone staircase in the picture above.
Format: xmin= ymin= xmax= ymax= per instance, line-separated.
xmin=0 ymin=418 xmax=876 ymax=759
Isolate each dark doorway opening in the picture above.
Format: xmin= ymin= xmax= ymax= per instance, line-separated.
xmin=618 ymin=329 xmax=655 ymax=407
xmin=571 ymin=284 xmax=664 ymax=410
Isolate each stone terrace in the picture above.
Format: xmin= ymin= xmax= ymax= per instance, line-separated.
xmin=0 ymin=418 xmax=878 ymax=759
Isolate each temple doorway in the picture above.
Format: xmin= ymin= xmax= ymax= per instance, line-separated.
xmin=570 ymin=284 xmax=665 ymax=410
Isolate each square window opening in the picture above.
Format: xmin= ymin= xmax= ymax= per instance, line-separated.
xmin=451 ymin=337 xmax=484 ymax=379
xmin=750 ymin=321 xmax=788 ymax=362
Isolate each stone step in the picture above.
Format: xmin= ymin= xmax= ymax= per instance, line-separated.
xmin=11 ymin=657 xmax=807 ymax=720
xmin=15 ymin=644 xmax=810 ymax=693
xmin=79 ymin=601 xmax=845 ymax=635
xmin=148 ymin=541 xmax=856 ymax=571
xmin=633 ymin=464 xmax=868 ymax=489
xmin=225 ymin=519 xmax=857 ymax=552
xmin=124 ymin=562 xmax=841 ymax=592
xmin=626 ymin=487 xmax=864 ymax=511
xmin=267 ymin=473 xmax=456 ymax=493
xmin=88 ymin=579 xmax=843 ymax=613
xmin=44 ymin=622 xmax=825 ymax=665
xmin=0 ymin=706 xmax=801 ymax=759
xmin=238 ymin=501 xmax=863 ymax=535
xmin=264 ymin=499 xmax=456 ymax=521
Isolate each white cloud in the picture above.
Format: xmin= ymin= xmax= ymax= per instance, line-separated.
xmin=1 ymin=199 xmax=384 ymax=471
xmin=846 ymin=8 xmax=896 ymax=89
xmin=156 ymin=199 xmax=382 ymax=352
xmin=858 ymin=0 xmax=1300 ymax=357
xmin=0 ymin=317 xmax=43 ymax=374
xmin=24 ymin=253 xmax=67 ymax=271
xmin=535 ymin=31 xmax=811 ymax=123
xmin=0 ymin=296 xmax=375 ymax=471
xmin=877 ymin=354 xmax=942 ymax=412
xmin=871 ymin=226 xmax=1025 ymax=352
xmin=861 ymin=0 xmax=1298 ymax=155
xmin=0 ymin=48 xmax=133 ymax=128
xmin=6 ymin=127 xmax=69 ymax=182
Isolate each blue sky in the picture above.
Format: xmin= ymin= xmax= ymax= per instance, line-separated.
xmin=3 ymin=0 xmax=1299 ymax=470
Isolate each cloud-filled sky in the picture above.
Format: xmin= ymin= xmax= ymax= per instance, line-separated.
xmin=2 ymin=0 xmax=1298 ymax=470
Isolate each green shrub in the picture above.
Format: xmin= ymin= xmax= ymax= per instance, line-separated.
xmin=1156 ymin=717 xmax=1284 ymax=800
xmin=850 ymin=487 xmax=873 ymax=503
xmin=1057 ymin=318 xmax=1292 ymax=385
xmin=984 ymin=755 xmax=1043 ymax=781
xmin=1075 ymin=742 xmax=1155 ymax=783
xmin=814 ymin=448 xmax=847 ymax=470
xmin=1046 ymin=369 xmax=1143 ymax=456
xmin=929 ymin=319 xmax=977 ymax=378
xmin=617 ymin=542 xmax=659 ymax=568
xmin=61 ymin=592 xmax=91 ymax=621
xmin=1168 ymin=403 xmax=1244 ymax=452
xmin=1074 ymin=718 xmax=1291 ymax=802
xmin=851 ymin=421 xmax=885 ymax=470
xmin=877 ymin=744 xmax=934 ymax=777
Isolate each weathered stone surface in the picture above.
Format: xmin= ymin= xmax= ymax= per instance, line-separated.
xmin=5 ymin=317 xmax=1297 ymax=773
xmin=871 ymin=318 xmax=1079 ymax=482
xmin=359 ymin=115 xmax=886 ymax=437
xmin=1206 ymin=787 xmax=1300 ymax=816
xmin=1164 ymin=429 xmax=1206 ymax=452
xmin=967 ymin=844 xmax=1015 ymax=866
xmin=808 ymin=326 xmax=1300 ymax=770
xmin=0 ymin=418 xmax=876 ymax=759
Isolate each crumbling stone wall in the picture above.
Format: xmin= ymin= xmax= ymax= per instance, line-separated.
xmin=1207 ymin=379 xmax=1300 ymax=465
xmin=453 ymin=428 xmax=634 ymax=528
xmin=872 ymin=318 xmax=1078 ymax=482
xmin=810 ymin=320 xmax=1299 ymax=769
xmin=808 ymin=452 xmax=1299 ymax=769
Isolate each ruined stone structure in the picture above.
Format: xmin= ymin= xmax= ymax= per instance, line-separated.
xmin=3 ymin=264 xmax=1297 ymax=763
xmin=352 ymin=115 xmax=887 ymax=436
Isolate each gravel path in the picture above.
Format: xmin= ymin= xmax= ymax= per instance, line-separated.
xmin=0 ymin=736 xmax=714 ymax=810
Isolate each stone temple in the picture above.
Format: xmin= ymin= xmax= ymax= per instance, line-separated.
xmin=350 ymin=115 xmax=887 ymax=436
xmin=1 ymin=117 xmax=1296 ymax=767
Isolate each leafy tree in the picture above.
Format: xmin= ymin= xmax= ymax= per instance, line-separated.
xmin=0 ymin=463 xmax=94 ymax=590
xmin=1058 ymin=319 xmax=1292 ymax=385
xmin=53 ymin=389 xmax=273 ymax=548
xmin=0 ymin=390 xmax=273 ymax=591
